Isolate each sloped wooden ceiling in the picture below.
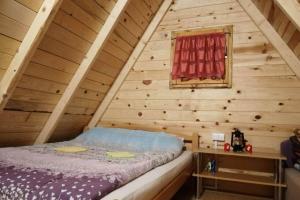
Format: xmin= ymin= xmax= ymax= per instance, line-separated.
xmin=252 ymin=0 xmax=300 ymax=60
xmin=0 ymin=0 xmax=43 ymax=83
xmin=0 ymin=0 xmax=164 ymax=146
xmin=0 ymin=0 xmax=45 ymax=146
xmin=97 ymin=0 xmax=300 ymax=153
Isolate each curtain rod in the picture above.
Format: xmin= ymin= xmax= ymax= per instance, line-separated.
xmin=171 ymin=32 xmax=231 ymax=40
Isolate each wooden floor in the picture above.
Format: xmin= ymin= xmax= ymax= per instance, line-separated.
xmin=199 ymin=190 xmax=271 ymax=200
xmin=172 ymin=179 xmax=272 ymax=200
xmin=173 ymin=190 xmax=272 ymax=200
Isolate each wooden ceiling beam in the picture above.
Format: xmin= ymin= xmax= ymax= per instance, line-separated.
xmin=274 ymin=0 xmax=300 ymax=31
xmin=237 ymin=0 xmax=300 ymax=79
xmin=0 ymin=0 xmax=63 ymax=110
xmin=87 ymin=0 xmax=173 ymax=129
xmin=34 ymin=0 xmax=130 ymax=144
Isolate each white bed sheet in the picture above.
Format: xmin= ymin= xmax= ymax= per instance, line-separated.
xmin=102 ymin=150 xmax=193 ymax=200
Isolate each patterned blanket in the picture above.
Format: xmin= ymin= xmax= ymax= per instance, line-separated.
xmin=0 ymin=142 xmax=178 ymax=200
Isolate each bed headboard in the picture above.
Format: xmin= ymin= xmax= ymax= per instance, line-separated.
xmin=85 ymin=125 xmax=200 ymax=152
xmin=175 ymin=132 xmax=199 ymax=152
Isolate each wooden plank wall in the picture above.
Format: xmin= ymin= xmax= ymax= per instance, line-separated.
xmin=1 ymin=0 xmax=113 ymax=146
xmin=50 ymin=0 xmax=163 ymax=142
xmin=0 ymin=0 xmax=42 ymax=81
xmin=252 ymin=0 xmax=300 ymax=60
xmin=0 ymin=0 xmax=163 ymax=146
xmin=0 ymin=0 xmax=43 ymax=146
xmin=99 ymin=0 xmax=300 ymax=153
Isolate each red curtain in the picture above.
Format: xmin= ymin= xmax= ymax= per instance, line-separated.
xmin=171 ymin=33 xmax=226 ymax=80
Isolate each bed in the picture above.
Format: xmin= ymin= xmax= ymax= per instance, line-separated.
xmin=0 ymin=127 xmax=198 ymax=200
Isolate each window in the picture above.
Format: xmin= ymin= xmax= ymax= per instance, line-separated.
xmin=170 ymin=25 xmax=233 ymax=88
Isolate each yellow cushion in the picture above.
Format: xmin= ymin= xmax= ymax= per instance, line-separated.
xmin=107 ymin=151 xmax=135 ymax=158
xmin=55 ymin=146 xmax=88 ymax=153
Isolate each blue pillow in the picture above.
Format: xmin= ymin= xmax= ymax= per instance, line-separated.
xmin=73 ymin=127 xmax=184 ymax=153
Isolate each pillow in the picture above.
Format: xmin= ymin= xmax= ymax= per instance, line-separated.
xmin=73 ymin=127 xmax=184 ymax=153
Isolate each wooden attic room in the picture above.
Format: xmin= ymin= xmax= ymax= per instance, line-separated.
xmin=0 ymin=0 xmax=300 ymax=199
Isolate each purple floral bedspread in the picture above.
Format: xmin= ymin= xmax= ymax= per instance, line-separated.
xmin=0 ymin=142 xmax=178 ymax=200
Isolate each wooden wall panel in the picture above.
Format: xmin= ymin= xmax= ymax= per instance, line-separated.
xmin=0 ymin=110 xmax=90 ymax=146
xmin=0 ymin=110 xmax=47 ymax=147
xmin=15 ymin=0 xmax=43 ymax=12
xmin=0 ymin=0 xmax=41 ymax=80
xmin=99 ymin=0 xmax=300 ymax=153
xmin=48 ymin=114 xmax=91 ymax=142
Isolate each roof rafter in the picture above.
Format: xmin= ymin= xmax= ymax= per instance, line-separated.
xmin=34 ymin=0 xmax=131 ymax=144
xmin=237 ymin=0 xmax=300 ymax=79
xmin=87 ymin=0 xmax=173 ymax=129
xmin=0 ymin=0 xmax=63 ymax=110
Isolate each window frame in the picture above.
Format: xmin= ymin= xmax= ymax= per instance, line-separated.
xmin=169 ymin=25 xmax=233 ymax=89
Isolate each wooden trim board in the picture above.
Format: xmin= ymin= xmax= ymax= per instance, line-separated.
xmin=195 ymin=148 xmax=286 ymax=160
xmin=34 ymin=0 xmax=130 ymax=144
xmin=237 ymin=0 xmax=300 ymax=79
xmin=197 ymin=190 xmax=272 ymax=200
xmin=0 ymin=0 xmax=63 ymax=110
xmin=193 ymin=171 xmax=286 ymax=187
xmin=87 ymin=0 xmax=173 ymax=129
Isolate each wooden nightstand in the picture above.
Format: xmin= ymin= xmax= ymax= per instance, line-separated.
xmin=193 ymin=148 xmax=287 ymax=200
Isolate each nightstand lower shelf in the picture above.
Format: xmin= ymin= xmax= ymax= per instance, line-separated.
xmin=193 ymin=171 xmax=286 ymax=187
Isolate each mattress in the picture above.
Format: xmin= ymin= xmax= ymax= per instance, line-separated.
xmin=0 ymin=127 xmax=187 ymax=199
xmin=0 ymin=142 xmax=181 ymax=200
xmin=102 ymin=150 xmax=193 ymax=200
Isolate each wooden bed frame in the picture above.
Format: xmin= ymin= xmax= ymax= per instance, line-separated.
xmin=86 ymin=125 xmax=200 ymax=200
xmin=152 ymin=132 xmax=199 ymax=200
